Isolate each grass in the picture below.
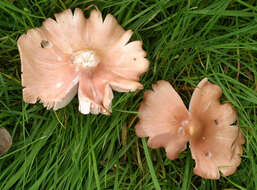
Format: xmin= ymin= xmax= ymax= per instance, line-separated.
xmin=0 ymin=0 xmax=257 ymax=189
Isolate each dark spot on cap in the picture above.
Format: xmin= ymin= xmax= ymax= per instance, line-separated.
xmin=40 ymin=40 xmax=51 ymax=48
xmin=205 ymin=152 xmax=211 ymax=158
xmin=214 ymin=120 xmax=219 ymax=125
xmin=230 ymin=120 xmax=238 ymax=126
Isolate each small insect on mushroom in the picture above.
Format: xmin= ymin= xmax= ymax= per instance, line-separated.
xmin=135 ymin=78 xmax=245 ymax=179
xmin=18 ymin=8 xmax=149 ymax=114
xmin=0 ymin=128 xmax=12 ymax=156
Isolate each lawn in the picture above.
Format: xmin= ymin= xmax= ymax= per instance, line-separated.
xmin=0 ymin=0 xmax=257 ymax=189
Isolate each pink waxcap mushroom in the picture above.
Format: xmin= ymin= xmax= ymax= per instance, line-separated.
xmin=189 ymin=78 xmax=245 ymax=179
xmin=135 ymin=80 xmax=190 ymax=160
xmin=135 ymin=78 xmax=244 ymax=179
xmin=0 ymin=128 xmax=12 ymax=156
xmin=18 ymin=8 xmax=149 ymax=114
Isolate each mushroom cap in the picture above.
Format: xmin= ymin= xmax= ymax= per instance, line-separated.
xmin=18 ymin=8 xmax=149 ymax=114
xmin=0 ymin=128 xmax=12 ymax=156
xmin=135 ymin=80 xmax=190 ymax=160
xmin=189 ymin=78 xmax=245 ymax=179
xmin=135 ymin=78 xmax=244 ymax=179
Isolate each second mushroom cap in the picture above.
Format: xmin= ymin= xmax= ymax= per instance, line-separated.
xmin=135 ymin=78 xmax=244 ymax=179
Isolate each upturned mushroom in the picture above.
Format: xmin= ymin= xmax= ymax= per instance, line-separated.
xmin=18 ymin=8 xmax=149 ymax=114
xmin=0 ymin=128 xmax=12 ymax=156
xmin=135 ymin=78 xmax=244 ymax=179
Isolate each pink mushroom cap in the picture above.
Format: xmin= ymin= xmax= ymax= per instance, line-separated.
xmin=135 ymin=80 xmax=190 ymax=160
xmin=0 ymin=128 xmax=12 ymax=156
xmin=135 ymin=78 xmax=244 ymax=179
xmin=18 ymin=8 xmax=149 ymax=114
xmin=189 ymin=78 xmax=245 ymax=179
